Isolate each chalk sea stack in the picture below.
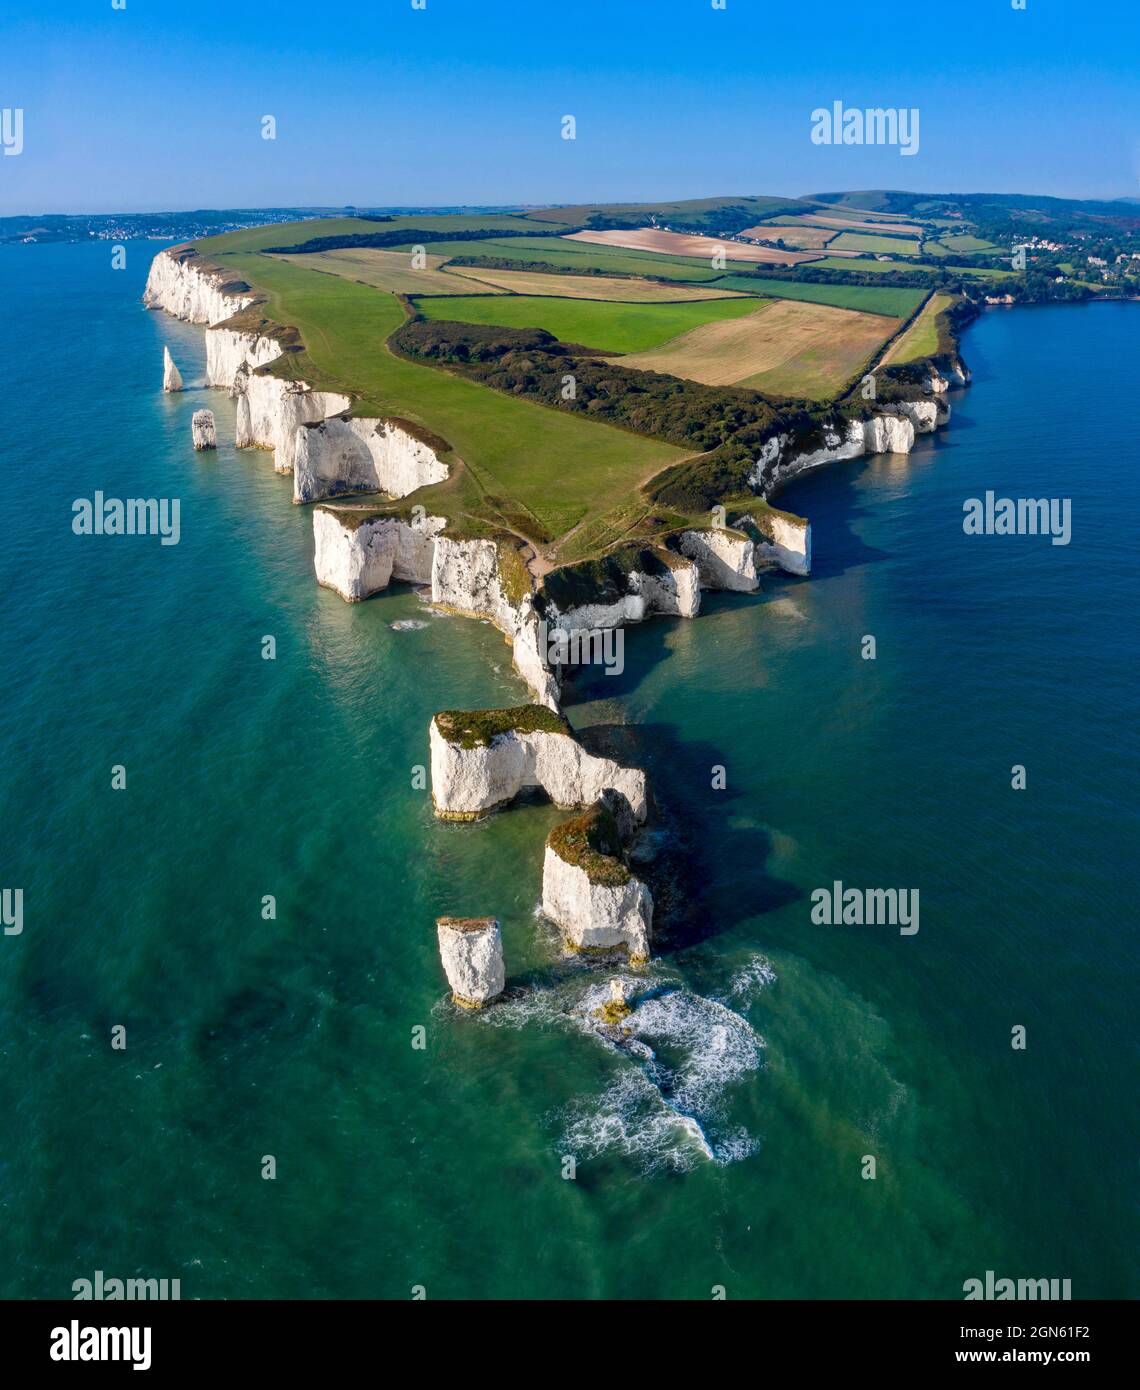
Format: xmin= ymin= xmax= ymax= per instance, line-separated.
xmin=542 ymin=800 xmax=653 ymax=964
xmin=436 ymin=917 xmax=505 ymax=1008
xmin=191 ymin=410 xmax=216 ymax=450
xmin=162 ymin=345 xmax=183 ymax=392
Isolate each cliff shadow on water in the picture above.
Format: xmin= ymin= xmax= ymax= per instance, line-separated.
xmin=572 ymin=717 xmax=801 ymax=955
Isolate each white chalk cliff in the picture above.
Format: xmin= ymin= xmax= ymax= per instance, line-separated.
xmin=430 ymin=717 xmax=647 ymax=823
xmin=162 ymin=346 xmax=183 ymax=392
xmin=232 ymin=366 xmax=351 ymax=474
xmin=436 ymin=917 xmax=505 ymax=1007
xmin=749 ymin=406 xmax=947 ymax=498
xmin=313 ymin=507 xmax=444 ymax=601
xmin=543 ymin=556 xmax=702 ymax=635
xmin=143 ymin=248 xmax=253 ymax=326
xmin=293 ymin=416 xmax=449 ymax=504
xmin=679 ymin=529 xmax=758 ymax=591
xmin=148 ymin=247 xmax=436 ymax=487
xmin=542 ymin=846 xmax=652 ymax=964
xmin=206 ymin=326 xmax=281 ymax=390
xmin=889 ymin=398 xmax=949 ymax=433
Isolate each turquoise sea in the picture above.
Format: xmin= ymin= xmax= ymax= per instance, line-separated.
xmin=1 ymin=240 xmax=1135 ymax=1299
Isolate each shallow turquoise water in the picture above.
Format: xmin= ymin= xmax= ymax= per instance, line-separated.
xmin=1 ymin=243 xmax=1135 ymax=1299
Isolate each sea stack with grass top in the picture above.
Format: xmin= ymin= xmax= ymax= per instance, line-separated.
xmin=542 ymin=799 xmax=653 ymax=964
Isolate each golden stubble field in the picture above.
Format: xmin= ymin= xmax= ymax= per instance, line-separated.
xmin=441 ymin=263 xmax=747 ymax=301
xmin=619 ymin=298 xmax=901 ymax=399
xmin=273 ymin=248 xmax=507 ymax=296
xmin=737 ymin=222 xmax=839 ymax=249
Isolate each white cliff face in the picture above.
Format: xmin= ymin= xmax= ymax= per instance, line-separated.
xmin=293 ymin=416 xmax=448 ymax=504
xmin=680 ymin=529 xmax=758 ymax=592
xmin=890 ymin=399 xmax=944 ymax=433
xmin=430 ymin=719 xmax=647 ymax=823
xmin=545 ymin=557 xmax=702 ymax=635
xmin=752 ymin=513 xmax=812 ymax=577
xmin=436 ymin=917 xmax=505 ymax=1007
xmin=143 ymin=248 xmax=252 ymax=326
xmin=757 ymin=420 xmax=865 ymax=490
xmin=206 ymin=327 xmax=282 ymax=390
xmin=759 ymin=411 xmax=924 ymax=497
xmin=431 ymin=537 xmax=520 ymax=631
xmin=807 ymin=418 xmax=869 ymax=465
xmin=162 ymin=346 xmax=183 ymax=392
xmin=512 ymin=608 xmax=562 ymax=712
xmin=863 ymin=413 xmax=915 ymax=454
xmin=191 ymin=410 xmax=216 ymax=450
xmin=542 ymin=847 xmax=652 ymax=963
xmin=634 ymin=557 xmax=702 ymax=617
xmin=311 ymin=515 xmax=561 ymax=707
xmin=233 ymin=367 xmax=352 ymax=473
xmin=312 ymin=508 xmax=444 ymax=601
xmin=147 ymin=249 xmax=356 ymax=473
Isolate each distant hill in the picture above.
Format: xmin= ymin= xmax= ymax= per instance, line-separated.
xmin=809 ymin=190 xmax=1140 ymax=232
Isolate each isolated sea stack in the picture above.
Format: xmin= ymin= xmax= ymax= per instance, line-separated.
xmin=436 ymin=917 xmax=505 ymax=1008
xmin=162 ymin=345 xmax=183 ymax=392
xmin=191 ymin=409 xmax=216 ymax=450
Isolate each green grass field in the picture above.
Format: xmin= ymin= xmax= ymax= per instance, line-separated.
xmin=706 ymin=274 xmax=925 ymax=317
xmin=198 ymin=235 xmax=685 ymax=543
xmin=414 ymin=292 xmax=764 ymax=353
xmin=938 ymin=233 xmax=1000 ymax=253
xmin=829 ymin=231 xmax=922 ymax=256
xmin=881 ymin=292 xmax=954 ymax=364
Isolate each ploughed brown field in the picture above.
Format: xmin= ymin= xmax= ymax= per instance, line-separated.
xmin=441 ymin=264 xmax=747 ymax=301
xmin=562 ymin=228 xmax=822 ymax=266
xmin=737 ymin=223 xmax=838 ymax=249
xmin=617 ymin=298 xmax=901 ymax=400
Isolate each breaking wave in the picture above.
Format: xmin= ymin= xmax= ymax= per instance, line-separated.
xmin=482 ymin=969 xmax=765 ymax=1172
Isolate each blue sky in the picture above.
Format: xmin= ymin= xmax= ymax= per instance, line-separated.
xmin=1 ymin=0 xmax=1137 ymax=214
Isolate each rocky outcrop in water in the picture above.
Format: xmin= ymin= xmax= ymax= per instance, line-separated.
xmin=436 ymin=917 xmax=505 ymax=1007
xmin=542 ymin=801 xmax=653 ymax=964
xmin=430 ymin=707 xmax=647 ymax=824
xmin=191 ymin=410 xmax=216 ymax=450
xmin=162 ymin=346 xmax=183 ymax=392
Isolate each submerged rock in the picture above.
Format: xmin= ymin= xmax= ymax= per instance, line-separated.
xmin=191 ymin=410 xmax=216 ymax=450
xmin=436 ymin=917 xmax=505 ymax=1008
xmin=162 ymin=346 xmax=183 ymax=392
xmin=593 ymin=977 xmax=636 ymax=1026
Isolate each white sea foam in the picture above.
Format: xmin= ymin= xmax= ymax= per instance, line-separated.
xmin=721 ymin=953 xmax=778 ymax=1008
xmin=567 ymin=983 xmax=764 ymax=1170
xmin=468 ymin=968 xmax=765 ymax=1171
xmin=390 ymin=618 xmax=427 ymax=631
